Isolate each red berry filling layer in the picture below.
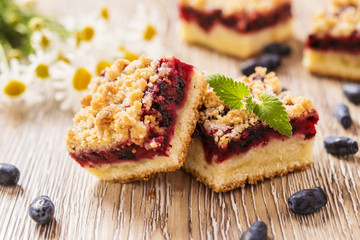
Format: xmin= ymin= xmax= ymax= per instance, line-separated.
xmin=306 ymin=32 xmax=360 ymax=54
xmin=71 ymin=58 xmax=194 ymax=168
xmin=196 ymin=111 xmax=319 ymax=164
xmin=179 ymin=2 xmax=291 ymax=33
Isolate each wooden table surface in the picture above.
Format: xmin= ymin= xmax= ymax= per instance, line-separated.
xmin=1 ymin=0 xmax=360 ymax=239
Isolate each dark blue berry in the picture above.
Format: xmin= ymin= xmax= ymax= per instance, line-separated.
xmin=240 ymin=221 xmax=267 ymax=240
xmin=0 ymin=163 xmax=20 ymax=186
xmin=263 ymin=43 xmax=291 ymax=56
xmin=324 ymin=136 xmax=358 ymax=155
xmin=112 ymin=149 xmax=136 ymax=160
xmin=241 ymin=54 xmax=281 ymax=76
xmin=288 ymin=187 xmax=327 ymax=215
xmin=29 ymin=196 xmax=55 ymax=225
xmin=333 ymin=104 xmax=352 ymax=128
xmin=343 ymin=83 xmax=360 ymax=104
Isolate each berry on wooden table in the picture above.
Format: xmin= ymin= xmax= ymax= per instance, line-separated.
xmin=0 ymin=163 xmax=20 ymax=186
xmin=240 ymin=221 xmax=268 ymax=240
xmin=241 ymin=54 xmax=281 ymax=76
xmin=29 ymin=196 xmax=55 ymax=225
xmin=333 ymin=104 xmax=352 ymax=128
xmin=288 ymin=187 xmax=327 ymax=215
xmin=263 ymin=43 xmax=291 ymax=56
xmin=343 ymin=83 xmax=360 ymax=104
xmin=324 ymin=136 xmax=358 ymax=156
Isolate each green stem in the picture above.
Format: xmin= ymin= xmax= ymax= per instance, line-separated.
xmin=0 ymin=44 xmax=9 ymax=69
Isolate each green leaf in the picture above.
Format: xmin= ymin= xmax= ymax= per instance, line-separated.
xmin=253 ymin=93 xmax=292 ymax=137
xmin=245 ymin=96 xmax=257 ymax=114
xmin=206 ymin=74 xmax=250 ymax=110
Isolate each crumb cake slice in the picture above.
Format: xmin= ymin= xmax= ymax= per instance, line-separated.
xmin=178 ymin=0 xmax=293 ymax=58
xmin=184 ymin=68 xmax=319 ymax=192
xmin=66 ymin=56 xmax=207 ymax=182
xmin=304 ymin=0 xmax=360 ymax=80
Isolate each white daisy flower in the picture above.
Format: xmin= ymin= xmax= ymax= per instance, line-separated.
xmin=0 ymin=59 xmax=43 ymax=109
xmin=31 ymin=29 xmax=62 ymax=54
xmin=28 ymin=50 xmax=58 ymax=99
xmin=51 ymin=48 xmax=97 ymax=113
xmin=124 ymin=0 xmax=170 ymax=58
xmin=61 ymin=9 xmax=112 ymax=51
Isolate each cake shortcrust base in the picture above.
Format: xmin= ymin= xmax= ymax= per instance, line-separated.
xmin=303 ymin=49 xmax=360 ymax=81
xmin=85 ymin=69 xmax=207 ymax=182
xmin=183 ymin=136 xmax=314 ymax=192
xmin=180 ymin=20 xmax=293 ymax=59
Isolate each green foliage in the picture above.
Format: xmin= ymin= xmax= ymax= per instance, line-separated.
xmin=0 ymin=0 xmax=67 ymax=60
xmin=206 ymin=74 xmax=292 ymax=137
xmin=206 ymin=74 xmax=250 ymax=110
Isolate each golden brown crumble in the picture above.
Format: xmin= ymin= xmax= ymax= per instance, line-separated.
xmin=200 ymin=67 xmax=314 ymax=149
xmin=179 ymin=0 xmax=290 ymax=15
xmin=66 ymin=55 xmax=193 ymax=154
xmin=310 ymin=0 xmax=360 ymax=37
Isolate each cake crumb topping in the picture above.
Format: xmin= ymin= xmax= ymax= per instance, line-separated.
xmin=311 ymin=0 xmax=360 ymax=37
xmin=179 ymin=0 xmax=290 ymax=15
xmin=66 ymin=56 xmax=190 ymax=154
xmin=200 ymin=67 xmax=315 ymax=149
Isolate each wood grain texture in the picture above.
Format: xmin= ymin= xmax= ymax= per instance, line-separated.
xmin=1 ymin=0 xmax=360 ymax=239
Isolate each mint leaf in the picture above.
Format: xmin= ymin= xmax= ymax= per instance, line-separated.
xmin=206 ymin=74 xmax=292 ymax=137
xmin=206 ymin=74 xmax=250 ymax=110
xmin=253 ymin=93 xmax=292 ymax=137
xmin=245 ymin=96 xmax=257 ymax=114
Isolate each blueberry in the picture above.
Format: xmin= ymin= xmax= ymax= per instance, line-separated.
xmin=343 ymin=83 xmax=360 ymax=104
xmin=0 ymin=163 xmax=20 ymax=186
xmin=112 ymin=149 xmax=136 ymax=160
xmin=241 ymin=54 xmax=281 ymax=76
xmin=29 ymin=196 xmax=55 ymax=225
xmin=240 ymin=221 xmax=267 ymax=240
xmin=288 ymin=187 xmax=327 ymax=215
xmin=324 ymin=136 xmax=358 ymax=155
xmin=333 ymin=104 xmax=352 ymax=128
xmin=263 ymin=43 xmax=291 ymax=56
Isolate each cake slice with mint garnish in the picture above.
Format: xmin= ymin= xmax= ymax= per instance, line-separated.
xmin=184 ymin=67 xmax=319 ymax=192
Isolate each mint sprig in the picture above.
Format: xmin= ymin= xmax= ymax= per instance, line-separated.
xmin=206 ymin=74 xmax=250 ymax=110
xmin=206 ymin=74 xmax=292 ymax=137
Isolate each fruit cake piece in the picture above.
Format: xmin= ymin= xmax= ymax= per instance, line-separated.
xmin=304 ymin=0 xmax=360 ymax=80
xmin=66 ymin=55 xmax=207 ymax=182
xmin=178 ymin=0 xmax=293 ymax=58
xmin=184 ymin=68 xmax=319 ymax=192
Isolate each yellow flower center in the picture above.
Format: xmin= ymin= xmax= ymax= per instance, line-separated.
xmin=35 ymin=63 xmax=50 ymax=79
xmin=96 ymin=60 xmax=111 ymax=76
xmin=72 ymin=68 xmax=91 ymax=91
xmin=143 ymin=24 xmax=156 ymax=41
xmin=118 ymin=46 xmax=139 ymax=62
xmin=81 ymin=26 xmax=95 ymax=42
xmin=40 ymin=35 xmax=50 ymax=49
xmin=100 ymin=7 xmax=109 ymax=20
xmin=29 ymin=17 xmax=45 ymax=31
xmin=75 ymin=32 xmax=82 ymax=46
xmin=4 ymin=80 xmax=26 ymax=97
xmin=124 ymin=51 xmax=140 ymax=62
xmin=9 ymin=14 xmax=21 ymax=25
xmin=118 ymin=45 xmax=126 ymax=52
xmin=8 ymin=49 xmax=21 ymax=59
xmin=57 ymin=52 xmax=71 ymax=64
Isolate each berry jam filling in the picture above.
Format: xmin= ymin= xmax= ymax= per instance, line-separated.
xmin=72 ymin=58 xmax=194 ymax=168
xmin=179 ymin=3 xmax=291 ymax=33
xmin=197 ymin=111 xmax=319 ymax=164
xmin=306 ymin=32 xmax=360 ymax=54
